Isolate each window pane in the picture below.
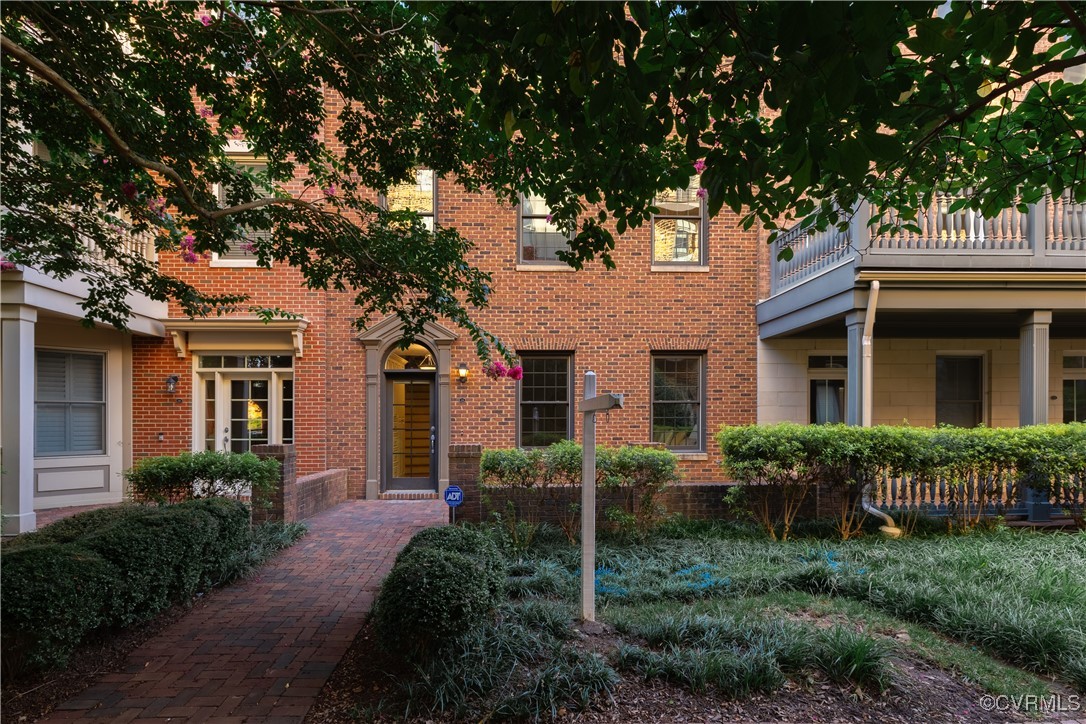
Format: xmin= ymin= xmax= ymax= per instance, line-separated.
xmin=652 ymin=355 xmax=703 ymax=450
xmin=204 ymin=378 xmax=216 ymax=451
xmin=521 ymin=219 xmax=569 ymax=262
xmin=1065 ymin=379 xmax=1086 ymax=423
xmin=218 ymin=163 xmax=270 ymax=259
xmin=519 ymin=356 xmax=571 ymax=446
xmin=1064 ymin=355 xmax=1086 ymax=369
xmin=69 ymin=354 xmax=104 ymax=402
xmin=271 ymin=355 xmax=293 ymax=368
xmin=200 ymin=355 xmax=223 ymax=368
xmin=69 ymin=404 xmax=105 ymax=453
xmin=653 ymin=176 xmax=701 ymax=215
xmin=809 ymin=355 xmax=848 ymax=370
xmin=386 ymin=169 xmax=435 ymax=216
xmin=936 ymin=356 xmax=983 ymax=427
xmin=35 ymin=404 xmax=68 ymax=455
xmin=36 ymin=351 xmax=68 ymax=401
xmin=810 ymin=379 xmax=846 ymax=423
xmin=652 ymin=219 xmax=701 ymax=263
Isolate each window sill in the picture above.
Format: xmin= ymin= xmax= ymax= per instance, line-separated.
xmin=515 ymin=263 xmax=576 ymax=272
xmin=651 ymin=265 xmax=710 ymax=273
xmin=672 ymin=452 xmax=709 ymax=461
xmin=210 ymin=258 xmax=262 ymax=268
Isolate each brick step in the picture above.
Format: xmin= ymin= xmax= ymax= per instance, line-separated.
xmin=378 ymin=491 xmax=439 ymax=500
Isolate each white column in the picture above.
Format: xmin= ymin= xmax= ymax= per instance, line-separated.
xmin=1019 ymin=310 xmax=1052 ymax=426
xmin=1 ymin=305 xmax=38 ymax=534
xmin=846 ymin=312 xmax=864 ymax=426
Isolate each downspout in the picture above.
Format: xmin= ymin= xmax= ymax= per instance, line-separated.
xmin=858 ymin=280 xmax=902 ymax=537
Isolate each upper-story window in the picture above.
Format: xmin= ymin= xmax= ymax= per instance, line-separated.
xmin=383 ymin=169 xmax=436 ymax=231
xmin=652 ymin=175 xmax=706 ymax=266
xmin=212 ymin=161 xmax=271 ymax=267
xmin=519 ymin=194 xmax=573 ymax=264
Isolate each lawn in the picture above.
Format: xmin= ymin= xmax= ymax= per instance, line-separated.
xmin=308 ymin=521 xmax=1086 ymax=723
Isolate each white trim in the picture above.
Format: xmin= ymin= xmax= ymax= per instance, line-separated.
xmin=515 ymin=263 xmax=577 ymax=272
xmin=650 ymin=265 xmax=710 ymax=273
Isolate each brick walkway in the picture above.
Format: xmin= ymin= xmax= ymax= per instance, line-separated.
xmin=44 ymin=499 xmax=447 ymax=723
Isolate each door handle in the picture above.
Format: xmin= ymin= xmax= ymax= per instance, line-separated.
xmin=430 ymin=426 xmax=436 ymax=455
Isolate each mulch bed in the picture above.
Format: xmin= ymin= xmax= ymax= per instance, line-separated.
xmin=306 ymin=618 xmax=1042 ymax=724
xmin=0 ymin=590 xmax=221 ymax=723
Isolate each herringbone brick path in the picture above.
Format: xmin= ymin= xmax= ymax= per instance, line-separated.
xmin=43 ymin=499 xmax=446 ymax=723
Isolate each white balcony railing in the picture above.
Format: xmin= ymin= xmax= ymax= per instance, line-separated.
xmin=770 ymin=191 xmax=1086 ymax=294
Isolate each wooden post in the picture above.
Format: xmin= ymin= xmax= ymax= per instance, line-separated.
xmin=581 ymin=371 xmax=597 ymax=622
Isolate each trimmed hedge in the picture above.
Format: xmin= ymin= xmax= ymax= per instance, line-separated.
xmin=1 ymin=499 xmax=251 ymax=671
xmin=480 ymin=441 xmax=681 ymax=539
xmin=717 ymin=423 xmax=1086 ymax=535
xmin=374 ymin=526 xmax=505 ymax=660
xmin=124 ymin=450 xmax=279 ymax=504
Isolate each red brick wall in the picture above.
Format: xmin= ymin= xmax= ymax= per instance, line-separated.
xmin=131 ymin=90 xmax=760 ymax=491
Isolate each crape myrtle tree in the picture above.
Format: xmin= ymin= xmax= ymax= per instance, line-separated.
xmin=2 ymin=2 xmax=1084 ymax=356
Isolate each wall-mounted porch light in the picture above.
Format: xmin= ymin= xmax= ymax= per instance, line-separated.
xmin=458 ymin=363 xmax=469 ymax=384
xmin=164 ymin=375 xmax=179 ymax=394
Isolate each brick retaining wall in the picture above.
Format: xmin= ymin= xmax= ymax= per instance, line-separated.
xmin=252 ymin=444 xmax=347 ymax=524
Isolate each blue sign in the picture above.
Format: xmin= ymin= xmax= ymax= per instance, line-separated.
xmin=444 ymin=485 xmax=464 ymax=507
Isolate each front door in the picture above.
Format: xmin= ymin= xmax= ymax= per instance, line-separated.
xmin=384 ymin=376 xmax=436 ymax=490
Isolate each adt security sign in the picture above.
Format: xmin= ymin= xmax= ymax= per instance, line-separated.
xmin=444 ymin=485 xmax=464 ymax=507
xmin=444 ymin=485 xmax=464 ymax=524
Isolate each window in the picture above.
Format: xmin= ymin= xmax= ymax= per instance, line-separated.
xmin=196 ymin=354 xmax=294 ymax=453
xmin=35 ymin=350 xmax=106 ymax=456
xmin=652 ymin=354 xmax=704 ymax=451
xmin=518 ymin=355 xmax=572 ymax=447
xmin=383 ymin=169 xmax=437 ymax=230
xmin=1064 ymin=355 xmax=1086 ymax=423
xmin=652 ymin=175 xmax=706 ymax=265
xmin=936 ymin=355 xmax=984 ymax=427
xmin=519 ymin=194 xmax=572 ymax=263
xmin=213 ymin=161 xmax=271 ymax=264
xmin=809 ymin=355 xmax=847 ymax=424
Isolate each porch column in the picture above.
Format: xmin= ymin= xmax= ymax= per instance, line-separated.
xmin=845 ymin=312 xmax=864 ymax=426
xmin=1019 ymin=311 xmax=1051 ymax=426
xmin=1019 ymin=310 xmax=1052 ymax=521
xmin=1 ymin=305 xmax=38 ymax=534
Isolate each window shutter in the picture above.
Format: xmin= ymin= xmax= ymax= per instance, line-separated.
xmin=36 ymin=351 xmax=68 ymax=400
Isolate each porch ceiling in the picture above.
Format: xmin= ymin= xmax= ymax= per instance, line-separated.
xmin=782 ymin=309 xmax=1086 ymax=339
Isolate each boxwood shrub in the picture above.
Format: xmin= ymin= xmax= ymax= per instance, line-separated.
xmin=397 ymin=524 xmax=506 ymax=599
xmin=124 ymin=450 xmax=279 ymax=504
xmin=374 ymin=529 xmax=505 ymax=661
xmin=0 ymin=498 xmax=252 ymax=672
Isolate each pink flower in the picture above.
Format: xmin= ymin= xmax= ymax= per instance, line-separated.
xmin=693 ymin=159 xmax=706 ymax=174
xmin=121 ymin=181 xmax=138 ymax=200
xmin=483 ymin=361 xmax=508 ymax=379
xmin=240 ymin=241 xmax=255 ymax=253
xmin=199 ymin=14 xmax=211 ymax=26
xmin=199 ymin=107 xmax=213 ymax=118
xmin=181 ymin=251 xmax=199 ymax=263
xmin=324 ymin=184 xmax=336 ymax=197
xmin=696 ymin=188 xmax=707 ymax=199
xmin=1 ymin=258 xmax=17 ymax=272
xmin=545 ymin=214 xmax=553 ymax=223
xmin=148 ymin=197 xmax=167 ymax=215
xmin=507 ymin=365 xmax=523 ymax=381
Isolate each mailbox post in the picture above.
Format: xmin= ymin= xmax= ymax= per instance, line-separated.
xmin=578 ymin=371 xmax=624 ymax=622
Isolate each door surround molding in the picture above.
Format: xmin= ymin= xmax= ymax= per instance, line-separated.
xmin=357 ymin=317 xmax=457 ymax=499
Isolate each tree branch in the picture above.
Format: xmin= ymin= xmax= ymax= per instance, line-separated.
xmin=1055 ymin=0 xmax=1086 ymax=40
xmin=0 ymin=33 xmax=322 ymax=222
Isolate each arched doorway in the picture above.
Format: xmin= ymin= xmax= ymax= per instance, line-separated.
xmin=357 ymin=317 xmax=457 ymax=499
xmin=383 ymin=343 xmax=436 ymax=491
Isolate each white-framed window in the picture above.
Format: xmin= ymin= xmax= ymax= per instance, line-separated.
xmin=382 ymin=169 xmax=437 ymax=230
xmin=652 ymin=175 xmax=706 ymax=266
xmin=936 ymin=354 xmax=985 ymax=427
xmin=808 ymin=354 xmax=847 ymax=424
xmin=651 ymin=353 xmax=705 ymax=451
xmin=518 ymin=194 xmax=573 ymax=264
xmin=1063 ymin=354 xmax=1086 ymax=423
xmin=211 ymin=160 xmax=272 ymax=267
xmin=517 ymin=354 xmax=573 ymax=447
xmin=35 ymin=349 xmax=106 ymax=456
xmin=195 ymin=354 xmax=294 ymax=453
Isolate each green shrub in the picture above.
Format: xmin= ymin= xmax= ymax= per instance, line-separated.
xmin=481 ymin=441 xmax=680 ymax=541
xmin=373 ymin=546 xmax=500 ymax=660
xmin=0 ymin=543 xmax=116 ymax=671
xmin=124 ymin=450 xmax=279 ymax=504
xmin=398 ymin=525 xmax=506 ymax=598
xmin=1 ymin=504 xmax=158 ymax=551
xmin=175 ymin=497 xmax=253 ymax=584
xmin=813 ymin=626 xmax=891 ymax=691
xmin=81 ymin=506 xmax=218 ymax=625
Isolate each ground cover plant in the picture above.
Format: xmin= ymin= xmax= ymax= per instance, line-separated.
xmin=347 ymin=519 xmax=1085 ymax=722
